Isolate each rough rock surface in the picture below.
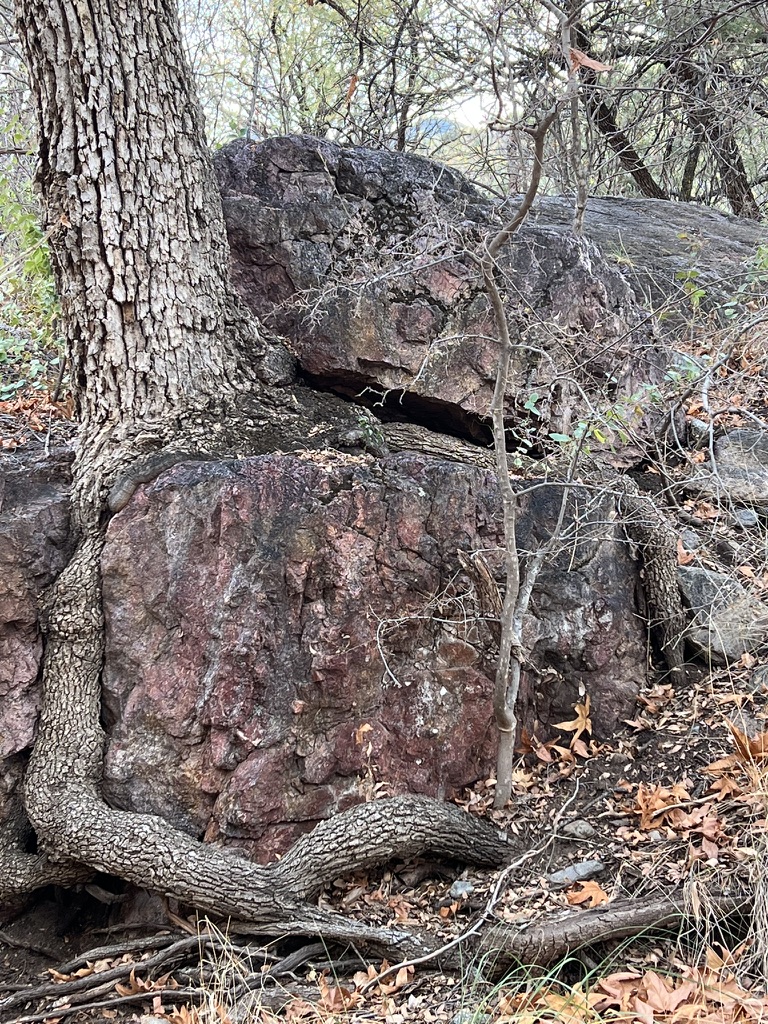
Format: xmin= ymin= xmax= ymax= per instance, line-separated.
xmin=11 ymin=140 xmax=749 ymax=861
xmin=0 ymin=448 xmax=74 ymax=820
xmin=528 ymin=196 xmax=765 ymax=332
xmin=217 ymin=136 xmax=666 ymax=453
xmin=99 ymin=452 xmax=644 ymax=859
xmin=678 ymin=565 xmax=768 ymax=663
xmin=684 ymin=428 xmax=768 ymax=510
xmin=712 ymin=429 xmax=768 ymax=508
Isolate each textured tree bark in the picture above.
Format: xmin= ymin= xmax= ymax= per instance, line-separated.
xmin=16 ymin=0 xmax=264 ymax=513
xmin=477 ymin=894 xmax=746 ymax=972
xmin=680 ymin=132 xmax=702 ymax=203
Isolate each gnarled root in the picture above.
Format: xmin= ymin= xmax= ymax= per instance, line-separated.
xmin=0 ymin=798 xmax=91 ymax=904
xmin=12 ymin=534 xmax=512 ymax=950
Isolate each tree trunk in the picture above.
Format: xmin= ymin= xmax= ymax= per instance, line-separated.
xmin=680 ymin=130 xmax=702 ymax=202
xmin=572 ymin=23 xmax=670 ymax=202
xmin=12 ymin=0 xmax=251 ymax=883
xmin=584 ymin=92 xmax=670 ymax=201
xmin=16 ymin=0 xmax=265 ymax=504
xmin=672 ymin=58 xmax=761 ymax=220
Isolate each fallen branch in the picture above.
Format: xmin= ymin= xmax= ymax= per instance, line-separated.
xmin=2 ymin=881 xmax=749 ymax=1023
xmin=0 ymin=934 xmax=211 ymax=1018
xmin=11 ymin=987 xmax=203 ymax=1024
xmin=53 ymin=931 xmax=187 ymax=975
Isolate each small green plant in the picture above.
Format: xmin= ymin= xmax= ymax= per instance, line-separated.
xmin=545 ymin=380 xmax=669 ymax=457
xmin=0 ymin=167 xmax=62 ymax=397
xmin=523 ymin=390 xmax=542 ymax=415
xmin=355 ymin=410 xmax=385 ymax=451
xmin=607 ymin=239 xmax=636 ymax=268
xmin=675 ymin=268 xmax=707 ymax=310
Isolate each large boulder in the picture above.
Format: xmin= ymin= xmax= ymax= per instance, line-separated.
xmin=528 ymin=195 xmax=765 ymax=334
xmin=691 ymin=429 xmax=768 ymax=509
xmin=216 ymin=136 xmax=667 ymax=457
xmin=98 ymin=453 xmax=645 ymax=859
xmin=678 ymin=565 xmax=768 ymax=664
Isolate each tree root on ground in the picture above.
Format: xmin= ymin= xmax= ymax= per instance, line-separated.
xmin=0 ymin=892 xmax=749 ymax=1022
xmin=476 ymin=893 xmax=747 ymax=972
xmin=0 ymin=800 xmax=91 ymax=900
xmin=0 ymin=929 xmax=362 ymax=1022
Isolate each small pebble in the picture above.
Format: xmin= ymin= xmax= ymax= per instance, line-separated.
xmin=546 ymin=860 xmax=604 ymax=887
xmin=734 ymin=507 xmax=759 ymax=528
xmin=686 ymin=417 xmax=711 ymax=448
xmin=647 ymin=830 xmax=665 ymax=843
xmin=449 ymin=879 xmax=475 ymax=900
xmin=561 ymin=819 xmax=597 ymax=840
xmin=680 ymin=528 xmax=702 ymax=551
xmin=451 ymin=1011 xmax=491 ymax=1024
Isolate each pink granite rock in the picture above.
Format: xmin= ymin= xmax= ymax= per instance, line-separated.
xmin=100 ymin=452 xmax=644 ymax=860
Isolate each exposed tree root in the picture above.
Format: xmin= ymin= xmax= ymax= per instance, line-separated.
xmin=0 ymin=936 xmax=203 ymax=1018
xmin=8 ymin=983 xmax=318 ymax=1024
xmin=11 ymin=988 xmax=204 ymax=1024
xmin=4 ymin=519 xmax=751 ymax=982
xmin=0 ymin=892 xmax=749 ymax=1022
xmin=477 ymin=893 xmax=747 ymax=971
xmin=8 ymin=5 xmax=743 ymax=1020
xmin=273 ymin=797 xmax=514 ymax=900
xmin=0 ymin=800 xmax=90 ymax=901
xmin=9 ymin=530 xmax=512 ymax=954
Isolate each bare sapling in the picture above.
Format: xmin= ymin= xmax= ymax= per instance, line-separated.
xmin=479 ymin=43 xmax=595 ymax=805
xmin=479 ymin=0 xmax=614 ymax=808
xmin=478 ymin=111 xmax=552 ymax=810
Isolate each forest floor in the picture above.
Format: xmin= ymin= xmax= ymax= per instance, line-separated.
xmin=1 ymin=598 xmax=766 ymax=1022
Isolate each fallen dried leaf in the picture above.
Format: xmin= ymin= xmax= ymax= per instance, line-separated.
xmin=566 ymin=880 xmax=611 ymax=907
xmin=553 ymin=696 xmax=592 ymax=746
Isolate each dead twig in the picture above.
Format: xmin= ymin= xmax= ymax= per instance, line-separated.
xmin=0 ymin=934 xmax=209 ymax=1017
xmin=10 ymin=987 xmax=203 ymax=1024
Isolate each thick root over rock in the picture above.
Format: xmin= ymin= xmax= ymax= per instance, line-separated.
xmin=3 ymin=521 xmax=750 ymax=970
xmin=11 ymin=532 xmax=514 ymax=949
